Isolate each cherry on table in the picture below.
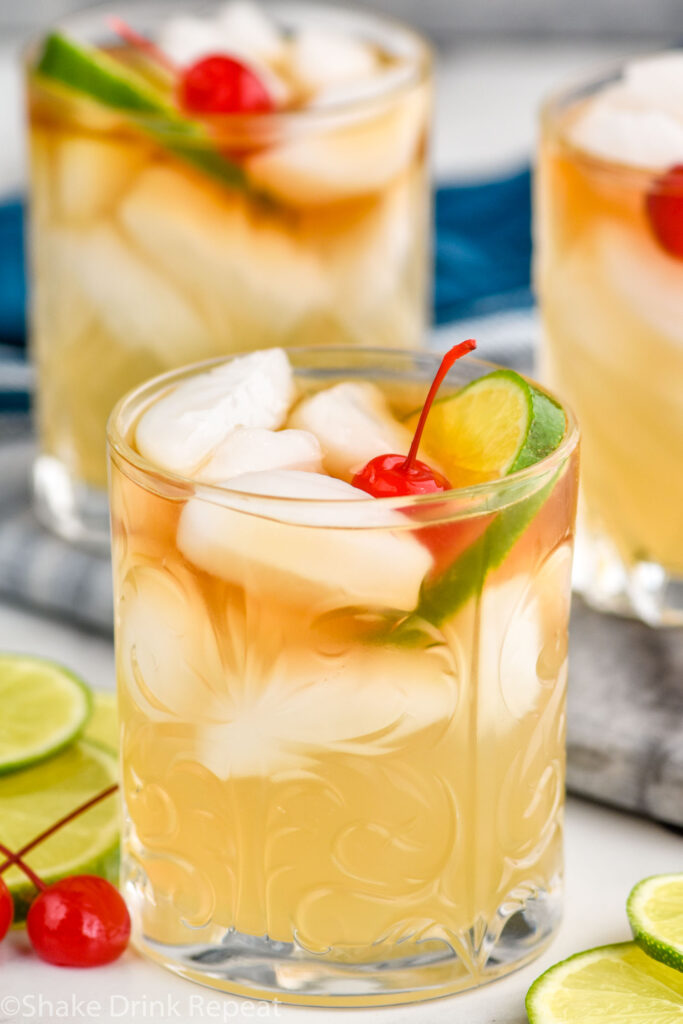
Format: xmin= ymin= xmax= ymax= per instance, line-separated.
xmin=646 ymin=163 xmax=683 ymax=259
xmin=180 ymin=55 xmax=275 ymax=114
xmin=0 ymin=876 xmax=13 ymax=941
xmin=27 ymin=875 xmax=131 ymax=968
xmin=352 ymin=339 xmax=476 ymax=499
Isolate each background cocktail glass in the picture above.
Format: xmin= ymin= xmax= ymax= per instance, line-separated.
xmin=536 ymin=65 xmax=683 ymax=625
xmin=108 ymin=346 xmax=578 ymax=1006
xmin=26 ymin=2 xmax=432 ymax=546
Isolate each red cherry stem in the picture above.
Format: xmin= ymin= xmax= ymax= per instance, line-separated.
xmin=106 ymin=15 xmax=178 ymax=74
xmin=0 ymin=842 xmax=45 ymax=892
xmin=0 ymin=784 xmax=118 ymax=880
xmin=403 ymin=339 xmax=476 ymax=472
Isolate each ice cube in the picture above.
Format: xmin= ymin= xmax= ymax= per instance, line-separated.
xmin=288 ymin=381 xmax=412 ymax=480
xmin=596 ymin=219 xmax=683 ymax=346
xmin=246 ymin=86 xmax=427 ymax=206
xmin=569 ymin=88 xmax=683 ymax=169
xmin=157 ymin=16 xmax=220 ymax=66
xmin=196 ymin=640 xmax=457 ymax=777
xmin=53 ymin=136 xmax=147 ymax=221
xmin=196 ymin=427 xmax=323 ymax=482
xmin=215 ymin=1 xmax=284 ymax=62
xmin=135 ymin=349 xmax=296 ymax=478
xmin=52 ymin=223 xmax=208 ymax=363
xmin=117 ymin=564 xmax=229 ymax=722
xmin=476 ymin=544 xmax=573 ymax=728
xmin=118 ymin=166 xmax=330 ymax=342
xmin=289 ymin=27 xmax=378 ymax=92
xmin=624 ymin=51 xmax=683 ymax=114
xmin=177 ymin=469 xmax=433 ymax=611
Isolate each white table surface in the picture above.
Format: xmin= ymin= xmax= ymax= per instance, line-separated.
xmin=0 ymin=35 xmax=680 ymax=1024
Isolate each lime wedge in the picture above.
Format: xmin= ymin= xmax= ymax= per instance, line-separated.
xmin=628 ymin=874 xmax=683 ymax=973
xmin=36 ymin=32 xmax=172 ymax=115
xmin=410 ymin=369 xmax=566 ymax=488
xmin=83 ymin=691 xmax=118 ymax=754
xmin=35 ymin=33 xmax=248 ymax=191
xmin=0 ymin=740 xmax=119 ymax=922
xmin=0 ymin=654 xmax=91 ymax=774
xmin=526 ymin=942 xmax=683 ymax=1023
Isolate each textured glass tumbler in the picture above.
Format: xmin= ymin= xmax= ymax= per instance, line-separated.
xmin=536 ymin=64 xmax=683 ymax=625
xmin=108 ymin=348 xmax=578 ymax=1006
xmin=27 ymin=1 xmax=432 ymax=547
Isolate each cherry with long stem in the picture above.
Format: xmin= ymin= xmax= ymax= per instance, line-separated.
xmin=352 ymin=339 xmax=477 ymax=498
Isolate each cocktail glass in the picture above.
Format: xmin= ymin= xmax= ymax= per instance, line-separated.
xmin=26 ymin=2 xmax=432 ymax=546
xmin=108 ymin=346 xmax=579 ymax=1006
xmin=536 ymin=63 xmax=683 ymax=624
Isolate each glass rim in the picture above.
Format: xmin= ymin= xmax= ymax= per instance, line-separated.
xmin=539 ymin=49 xmax=681 ymax=187
xmin=107 ymin=345 xmax=579 ymax=518
xmin=26 ymin=0 xmax=433 ymax=136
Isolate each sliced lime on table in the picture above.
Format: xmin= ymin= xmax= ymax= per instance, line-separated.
xmin=83 ymin=691 xmax=119 ymax=754
xmin=628 ymin=873 xmax=683 ymax=973
xmin=0 ymin=740 xmax=119 ymax=922
xmin=526 ymin=942 xmax=683 ymax=1023
xmin=409 ymin=369 xmax=566 ymax=488
xmin=0 ymin=654 xmax=91 ymax=774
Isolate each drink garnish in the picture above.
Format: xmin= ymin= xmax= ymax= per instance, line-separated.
xmin=0 ymin=784 xmax=130 ymax=966
xmin=352 ymin=339 xmax=476 ymax=497
xmin=107 ymin=15 xmax=274 ymax=114
xmin=646 ymin=163 xmax=683 ymax=259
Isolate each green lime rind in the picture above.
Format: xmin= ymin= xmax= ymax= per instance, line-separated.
xmin=35 ymin=33 xmax=248 ymax=192
xmin=394 ymin=370 xmax=568 ymax=635
xmin=511 ymin=379 xmax=566 ymax=472
xmin=628 ymin=873 xmax=683 ymax=974
xmin=0 ymin=740 xmax=119 ymax=924
xmin=83 ymin=691 xmax=119 ymax=754
xmin=526 ymin=941 xmax=683 ymax=1023
xmin=0 ymin=653 xmax=92 ymax=775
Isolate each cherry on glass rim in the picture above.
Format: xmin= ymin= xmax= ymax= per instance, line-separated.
xmin=352 ymin=339 xmax=477 ymax=498
xmin=27 ymin=875 xmax=131 ymax=968
xmin=180 ymin=54 xmax=274 ymax=114
xmin=646 ymin=163 xmax=683 ymax=259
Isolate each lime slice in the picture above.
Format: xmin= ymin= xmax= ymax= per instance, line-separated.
xmin=526 ymin=942 xmax=683 ymax=1023
xmin=410 ymin=369 xmax=566 ymax=488
xmin=36 ymin=32 xmax=172 ymax=115
xmin=83 ymin=691 xmax=119 ymax=754
xmin=628 ymin=873 xmax=683 ymax=973
xmin=0 ymin=740 xmax=119 ymax=922
xmin=0 ymin=654 xmax=91 ymax=774
xmin=35 ymin=33 xmax=247 ymax=191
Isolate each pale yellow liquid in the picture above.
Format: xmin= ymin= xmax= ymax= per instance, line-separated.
xmin=112 ymin=390 xmax=577 ymax=968
xmin=27 ymin=60 xmax=429 ymax=489
xmin=537 ymin=113 xmax=683 ymax=574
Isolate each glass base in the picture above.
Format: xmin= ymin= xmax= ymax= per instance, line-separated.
xmin=573 ymin=521 xmax=683 ymax=627
xmin=33 ymin=455 xmax=110 ymax=552
xmin=128 ymin=883 xmax=562 ymax=1007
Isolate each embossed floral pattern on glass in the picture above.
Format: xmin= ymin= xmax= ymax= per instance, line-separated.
xmin=108 ymin=348 xmax=579 ymax=1006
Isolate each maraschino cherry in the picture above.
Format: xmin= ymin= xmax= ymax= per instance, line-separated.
xmin=352 ymin=339 xmax=477 ymax=498
xmin=0 ymin=877 xmax=13 ymax=941
xmin=108 ymin=15 xmax=274 ymax=115
xmin=646 ymin=163 xmax=683 ymax=259
xmin=27 ymin=876 xmax=130 ymax=968
xmin=0 ymin=783 xmax=130 ymax=967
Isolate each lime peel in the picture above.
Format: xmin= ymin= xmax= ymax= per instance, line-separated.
xmin=526 ymin=941 xmax=683 ymax=1023
xmin=628 ymin=873 xmax=683 ymax=974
